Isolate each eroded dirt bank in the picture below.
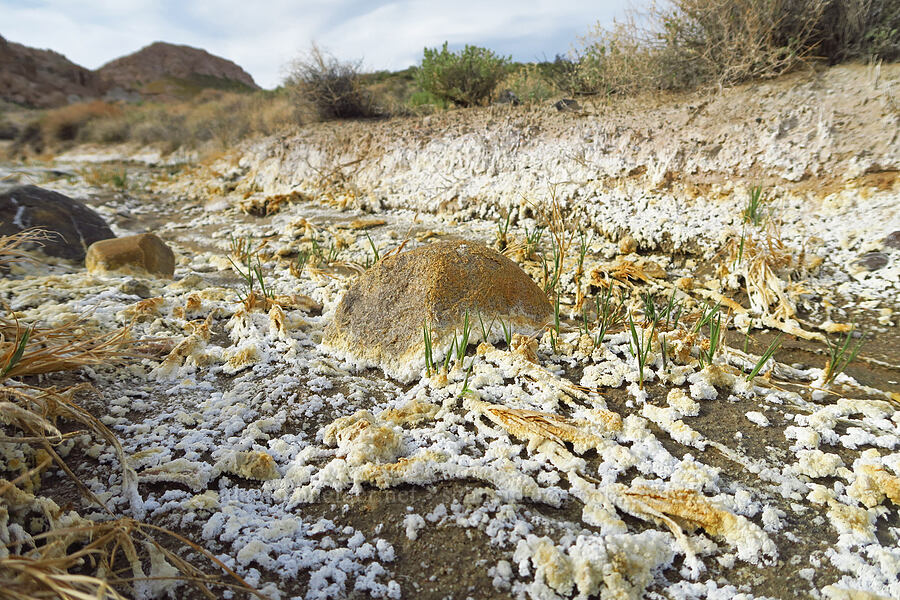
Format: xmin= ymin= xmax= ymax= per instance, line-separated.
xmin=1 ymin=62 xmax=899 ymax=600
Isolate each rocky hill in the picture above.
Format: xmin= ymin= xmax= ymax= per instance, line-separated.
xmin=0 ymin=37 xmax=258 ymax=108
xmin=96 ymin=41 xmax=258 ymax=92
xmin=0 ymin=34 xmax=105 ymax=108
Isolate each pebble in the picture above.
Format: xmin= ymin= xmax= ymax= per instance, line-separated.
xmin=884 ymin=230 xmax=900 ymax=249
xmin=853 ymin=251 xmax=889 ymax=271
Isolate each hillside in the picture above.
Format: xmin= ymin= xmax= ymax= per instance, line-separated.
xmin=0 ymin=37 xmax=258 ymax=108
xmin=96 ymin=41 xmax=258 ymax=93
xmin=0 ymin=34 xmax=104 ymax=107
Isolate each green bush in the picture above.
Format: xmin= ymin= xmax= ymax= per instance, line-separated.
xmin=407 ymin=90 xmax=449 ymax=110
xmin=817 ymin=0 xmax=900 ymax=61
xmin=287 ymin=46 xmax=380 ymax=121
xmin=416 ymin=42 xmax=510 ymax=107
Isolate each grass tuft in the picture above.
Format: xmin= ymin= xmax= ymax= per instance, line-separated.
xmin=423 ymin=319 xmax=436 ymax=377
xmin=627 ymin=312 xmax=656 ymax=390
xmin=743 ymin=185 xmax=767 ymax=226
xmin=697 ymin=309 xmax=723 ymax=368
xmin=823 ymin=326 xmax=865 ymax=385
xmin=496 ymin=210 xmax=512 ymax=251
xmin=477 ymin=310 xmax=497 ymax=344
xmin=228 ymin=235 xmax=275 ymax=310
xmin=498 ymin=316 xmax=513 ymax=348
xmin=589 ymin=284 xmax=624 ymax=349
xmin=363 ymin=232 xmax=381 ymax=269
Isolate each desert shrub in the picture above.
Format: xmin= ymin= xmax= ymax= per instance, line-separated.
xmin=359 ymin=67 xmax=431 ymax=115
xmin=15 ymin=89 xmax=294 ymax=155
xmin=407 ymin=89 xmax=450 ymax=110
xmin=657 ymin=0 xmax=829 ymax=86
xmin=0 ymin=117 xmax=17 ymax=140
xmin=133 ymin=108 xmax=189 ymax=149
xmin=816 ymin=0 xmax=900 ymax=61
xmin=13 ymin=100 xmax=122 ymax=154
xmin=79 ymin=115 xmax=131 ymax=143
xmin=287 ymin=46 xmax=379 ymax=121
xmin=564 ymin=27 xmax=664 ymax=96
xmin=416 ymin=42 xmax=510 ymax=107
xmin=40 ymin=100 xmax=122 ymax=143
xmin=576 ymin=0 xmax=900 ymax=95
xmin=498 ymin=63 xmax=559 ymax=104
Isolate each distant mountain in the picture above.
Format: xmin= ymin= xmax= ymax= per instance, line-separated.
xmin=0 ymin=37 xmax=259 ymax=108
xmin=96 ymin=42 xmax=258 ymax=93
xmin=0 ymin=34 xmax=105 ymax=108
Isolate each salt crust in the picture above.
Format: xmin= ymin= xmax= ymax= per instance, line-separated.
xmin=794 ymin=449 xmax=845 ymax=479
xmin=746 ymin=411 xmax=770 ymax=427
xmin=513 ymin=531 xmax=674 ymax=600
xmin=3 ymin=152 xmax=898 ymax=598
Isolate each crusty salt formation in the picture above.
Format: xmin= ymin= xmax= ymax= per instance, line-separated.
xmin=324 ymin=239 xmax=551 ymax=380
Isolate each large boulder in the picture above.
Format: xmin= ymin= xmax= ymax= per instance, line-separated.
xmin=324 ymin=240 xmax=551 ymax=380
xmin=85 ymin=233 xmax=175 ymax=278
xmin=0 ymin=185 xmax=115 ymax=261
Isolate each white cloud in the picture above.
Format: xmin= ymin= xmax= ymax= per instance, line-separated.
xmin=1 ymin=0 xmax=629 ymax=89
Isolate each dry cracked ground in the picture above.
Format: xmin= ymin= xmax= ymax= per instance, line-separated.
xmin=1 ymin=62 xmax=899 ymax=600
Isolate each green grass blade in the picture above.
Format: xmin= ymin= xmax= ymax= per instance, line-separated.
xmin=746 ymin=333 xmax=783 ymax=381
xmin=1 ymin=325 xmax=33 ymax=378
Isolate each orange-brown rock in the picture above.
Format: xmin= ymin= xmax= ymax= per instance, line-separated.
xmin=85 ymin=233 xmax=175 ymax=278
xmin=324 ymin=240 xmax=551 ymax=380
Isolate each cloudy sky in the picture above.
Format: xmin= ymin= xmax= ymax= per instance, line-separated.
xmin=2 ymin=1 xmax=635 ymax=89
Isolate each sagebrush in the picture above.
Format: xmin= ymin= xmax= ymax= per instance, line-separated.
xmin=287 ymin=45 xmax=380 ymax=121
xmin=570 ymin=0 xmax=900 ymax=95
xmin=416 ymin=42 xmax=510 ymax=107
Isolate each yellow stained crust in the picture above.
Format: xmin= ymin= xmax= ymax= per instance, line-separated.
xmin=470 ymin=398 xmax=622 ymax=454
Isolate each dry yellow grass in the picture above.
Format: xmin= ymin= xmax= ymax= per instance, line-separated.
xmin=0 ymin=231 xmax=261 ymax=599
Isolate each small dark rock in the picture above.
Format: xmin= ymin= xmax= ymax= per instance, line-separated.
xmin=853 ymin=251 xmax=889 ymax=272
xmin=884 ymin=230 xmax=900 ymax=249
xmin=118 ymin=278 xmax=152 ymax=298
xmin=495 ymin=89 xmax=520 ymax=106
xmin=0 ymin=185 xmax=115 ymax=261
xmin=554 ymin=98 xmax=580 ymax=112
xmin=0 ymin=120 xmax=18 ymax=140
